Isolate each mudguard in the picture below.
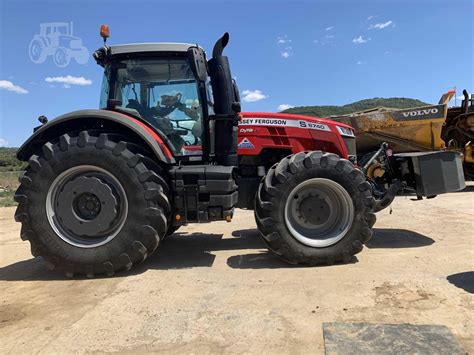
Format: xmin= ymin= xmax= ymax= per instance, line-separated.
xmin=17 ymin=109 xmax=175 ymax=164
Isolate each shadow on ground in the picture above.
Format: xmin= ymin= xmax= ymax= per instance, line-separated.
xmin=0 ymin=229 xmax=265 ymax=281
xmin=0 ymin=227 xmax=434 ymax=280
xmin=453 ymin=184 xmax=474 ymax=193
xmin=366 ymin=228 xmax=434 ymax=249
xmin=447 ymin=271 xmax=474 ymax=294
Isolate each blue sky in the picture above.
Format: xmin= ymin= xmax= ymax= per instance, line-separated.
xmin=0 ymin=0 xmax=472 ymax=147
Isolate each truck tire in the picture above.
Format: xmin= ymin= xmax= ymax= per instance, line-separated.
xmin=255 ymin=151 xmax=376 ymax=266
xmin=14 ymin=131 xmax=170 ymax=277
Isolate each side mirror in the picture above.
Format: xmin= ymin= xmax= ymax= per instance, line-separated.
xmin=187 ymin=47 xmax=208 ymax=82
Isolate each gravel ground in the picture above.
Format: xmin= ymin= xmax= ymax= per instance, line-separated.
xmin=0 ymin=186 xmax=473 ymax=354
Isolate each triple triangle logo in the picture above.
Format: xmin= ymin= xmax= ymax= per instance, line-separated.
xmin=238 ymin=138 xmax=255 ymax=149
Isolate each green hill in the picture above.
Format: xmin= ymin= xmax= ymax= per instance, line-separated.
xmin=283 ymin=97 xmax=430 ymax=117
xmin=0 ymin=147 xmax=26 ymax=172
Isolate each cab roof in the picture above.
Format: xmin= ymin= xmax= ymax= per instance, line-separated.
xmin=109 ymin=43 xmax=199 ymax=56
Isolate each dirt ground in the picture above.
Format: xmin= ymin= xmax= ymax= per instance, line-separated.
xmin=1 ymin=187 xmax=473 ymax=354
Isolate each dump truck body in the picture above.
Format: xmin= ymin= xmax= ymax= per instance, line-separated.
xmin=329 ymin=92 xmax=454 ymax=154
xmin=329 ymin=90 xmax=473 ymax=179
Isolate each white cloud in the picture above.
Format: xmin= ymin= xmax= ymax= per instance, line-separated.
xmin=277 ymin=35 xmax=292 ymax=44
xmin=277 ymin=36 xmax=293 ymax=58
xmin=242 ymin=89 xmax=268 ymax=103
xmin=325 ymin=26 xmax=334 ymax=31
xmin=367 ymin=15 xmax=375 ymax=20
xmin=0 ymin=80 xmax=28 ymax=94
xmin=369 ymin=20 xmax=393 ymax=30
xmin=277 ymin=104 xmax=294 ymax=111
xmin=353 ymin=35 xmax=370 ymax=44
xmin=325 ymin=34 xmax=335 ymax=39
xmin=0 ymin=138 xmax=8 ymax=147
xmin=356 ymin=61 xmax=363 ymax=65
xmin=45 ymin=75 xmax=92 ymax=86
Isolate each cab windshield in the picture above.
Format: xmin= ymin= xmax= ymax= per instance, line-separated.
xmin=100 ymin=58 xmax=204 ymax=156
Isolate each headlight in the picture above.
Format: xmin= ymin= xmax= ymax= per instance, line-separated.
xmin=336 ymin=125 xmax=355 ymax=137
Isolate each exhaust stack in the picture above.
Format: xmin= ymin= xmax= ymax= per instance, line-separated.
xmin=208 ymin=33 xmax=240 ymax=166
xmin=212 ymin=32 xmax=229 ymax=58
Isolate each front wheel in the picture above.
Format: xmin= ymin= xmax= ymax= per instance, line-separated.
xmin=255 ymin=151 xmax=376 ymax=265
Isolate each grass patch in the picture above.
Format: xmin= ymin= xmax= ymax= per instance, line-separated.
xmin=0 ymin=171 xmax=21 ymax=208
xmin=0 ymin=190 xmax=16 ymax=207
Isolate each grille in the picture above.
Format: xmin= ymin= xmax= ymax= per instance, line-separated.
xmin=343 ymin=137 xmax=357 ymax=162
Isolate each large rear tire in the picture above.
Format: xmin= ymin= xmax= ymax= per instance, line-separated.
xmin=14 ymin=131 xmax=171 ymax=277
xmin=255 ymin=151 xmax=376 ymax=265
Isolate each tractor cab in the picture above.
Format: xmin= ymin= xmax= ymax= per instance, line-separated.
xmin=94 ymin=29 xmax=240 ymax=166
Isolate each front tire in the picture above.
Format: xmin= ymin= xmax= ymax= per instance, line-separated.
xmin=14 ymin=131 xmax=171 ymax=277
xmin=255 ymin=151 xmax=376 ymax=265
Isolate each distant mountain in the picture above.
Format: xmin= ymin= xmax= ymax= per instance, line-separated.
xmin=282 ymin=97 xmax=430 ymax=117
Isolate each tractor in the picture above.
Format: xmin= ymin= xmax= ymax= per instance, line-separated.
xmin=15 ymin=27 xmax=465 ymax=277
xmin=29 ymin=22 xmax=89 ymax=67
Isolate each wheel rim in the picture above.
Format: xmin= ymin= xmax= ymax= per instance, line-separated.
xmin=284 ymin=178 xmax=354 ymax=248
xmin=46 ymin=165 xmax=128 ymax=248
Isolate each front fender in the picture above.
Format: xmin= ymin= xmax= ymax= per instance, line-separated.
xmin=17 ymin=109 xmax=176 ymax=164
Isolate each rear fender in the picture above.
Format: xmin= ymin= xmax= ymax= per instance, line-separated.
xmin=17 ymin=109 xmax=175 ymax=164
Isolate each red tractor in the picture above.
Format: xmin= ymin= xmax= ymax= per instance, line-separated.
xmin=15 ymin=29 xmax=465 ymax=277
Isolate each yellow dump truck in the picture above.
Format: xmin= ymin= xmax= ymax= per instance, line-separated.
xmin=330 ymin=90 xmax=474 ymax=179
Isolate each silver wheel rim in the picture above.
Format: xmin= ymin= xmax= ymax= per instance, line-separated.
xmin=46 ymin=165 xmax=128 ymax=248
xmin=284 ymin=178 xmax=354 ymax=247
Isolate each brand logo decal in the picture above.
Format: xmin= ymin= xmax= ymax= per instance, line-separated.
xmin=241 ymin=118 xmax=330 ymax=131
xmin=401 ymin=108 xmax=439 ymax=118
xmin=392 ymin=104 xmax=445 ymax=121
xmin=238 ymin=138 xmax=255 ymax=149
xmin=239 ymin=128 xmax=254 ymax=133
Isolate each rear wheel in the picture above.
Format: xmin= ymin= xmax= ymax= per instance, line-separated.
xmin=15 ymin=131 xmax=171 ymax=277
xmin=255 ymin=151 xmax=376 ymax=265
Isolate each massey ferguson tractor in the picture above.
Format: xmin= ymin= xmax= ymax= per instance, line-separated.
xmin=14 ymin=27 xmax=465 ymax=277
